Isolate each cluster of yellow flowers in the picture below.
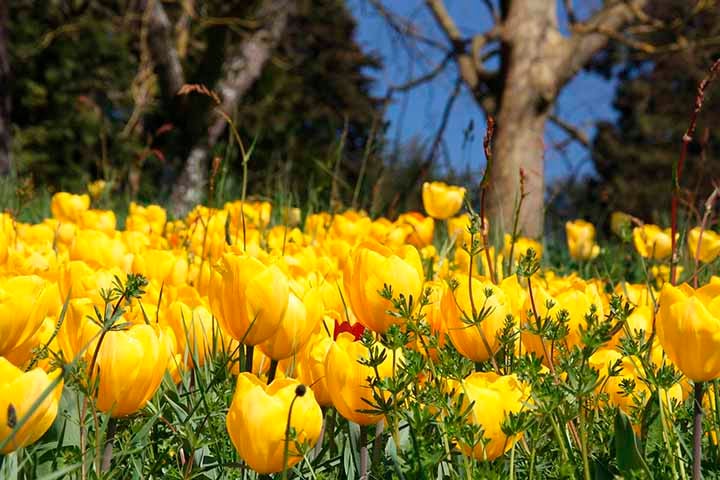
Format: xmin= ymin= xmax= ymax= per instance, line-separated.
xmin=1 ymin=181 xmax=719 ymax=472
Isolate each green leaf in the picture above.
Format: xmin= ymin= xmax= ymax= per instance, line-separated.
xmin=614 ymin=409 xmax=652 ymax=479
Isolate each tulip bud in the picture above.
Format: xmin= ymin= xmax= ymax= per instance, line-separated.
xmin=0 ymin=357 xmax=63 ymax=454
xmin=422 ymin=181 xmax=466 ymax=220
xmin=457 ymin=372 xmax=530 ymax=460
xmin=344 ymin=242 xmax=424 ymax=334
xmin=209 ymin=253 xmax=289 ymax=345
xmin=325 ymin=332 xmax=397 ymax=425
xmin=91 ymin=324 xmax=170 ymax=417
xmin=0 ymin=275 xmax=51 ymax=356
xmin=226 ymin=373 xmax=322 ymax=474
xmin=657 ymin=282 xmax=720 ymax=381
xmin=632 ymin=224 xmax=673 ymax=260
xmin=566 ymin=219 xmax=600 ymax=260
xmin=441 ymin=275 xmax=511 ymax=362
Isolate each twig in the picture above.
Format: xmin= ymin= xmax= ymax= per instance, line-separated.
xmin=480 ymin=116 xmax=496 ymax=284
xmin=670 ymin=58 xmax=720 ymax=285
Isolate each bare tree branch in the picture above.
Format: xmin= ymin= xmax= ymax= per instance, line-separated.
xmin=145 ymin=0 xmax=185 ymax=99
xmin=563 ymin=0 xmax=577 ymax=25
xmin=555 ymin=0 xmax=649 ymax=86
xmin=548 ymin=114 xmax=590 ymax=147
xmin=387 ymin=51 xmax=453 ymax=94
xmin=366 ymin=0 xmax=447 ymax=51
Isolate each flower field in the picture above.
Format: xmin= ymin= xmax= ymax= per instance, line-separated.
xmin=2 ymin=182 xmax=720 ymax=479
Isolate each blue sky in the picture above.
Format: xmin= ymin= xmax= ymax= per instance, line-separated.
xmin=347 ymin=0 xmax=619 ymax=183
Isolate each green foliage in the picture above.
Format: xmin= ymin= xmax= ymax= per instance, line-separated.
xmin=586 ymin=0 xmax=720 ymax=223
xmin=8 ymin=0 xmax=383 ymax=206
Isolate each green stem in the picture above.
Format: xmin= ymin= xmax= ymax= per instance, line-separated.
xmin=693 ymin=382 xmax=705 ymax=480
xmin=267 ymin=359 xmax=279 ymax=383
xmin=578 ymin=408 xmax=591 ymax=480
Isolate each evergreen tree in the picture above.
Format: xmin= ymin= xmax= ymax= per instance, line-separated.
xmin=589 ymin=1 xmax=720 ymax=223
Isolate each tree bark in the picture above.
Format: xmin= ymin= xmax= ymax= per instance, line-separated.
xmin=487 ymin=0 xmax=559 ymax=237
xmin=169 ymin=0 xmax=295 ymax=218
xmin=0 ymin=0 xmax=11 ymax=175
xmin=486 ymin=0 xmax=648 ymax=237
xmin=422 ymin=0 xmax=649 ymax=237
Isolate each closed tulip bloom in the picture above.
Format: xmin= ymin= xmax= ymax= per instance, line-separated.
xmin=441 ymin=275 xmax=511 ymax=363
xmin=325 ymin=332 xmax=396 ymax=425
xmin=91 ymin=324 xmax=170 ymax=417
xmin=632 ymin=224 xmax=673 ymax=260
xmin=589 ymin=348 xmax=682 ymax=413
xmin=125 ymin=202 xmax=167 ymax=235
xmin=610 ymin=211 xmax=633 ymax=237
xmin=688 ymin=227 xmax=720 ymax=264
xmin=344 ymin=242 xmax=424 ymax=334
xmin=57 ymin=298 xmax=102 ymax=361
xmin=132 ymin=249 xmax=188 ymax=286
xmin=0 ymin=358 xmax=63 ymax=454
xmin=0 ymin=275 xmax=51 ymax=356
xmin=422 ymin=181 xmax=466 ymax=220
xmin=78 ymin=209 xmax=117 ymax=234
xmin=70 ymin=229 xmax=132 ymax=270
xmin=209 ymin=253 xmax=289 ymax=345
xmin=566 ymin=219 xmax=600 ymax=260
xmin=502 ymin=234 xmax=543 ymax=263
xmin=50 ymin=192 xmax=90 ymax=223
xmin=226 ymin=373 xmax=322 ymax=474
xmin=164 ymin=295 xmax=215 ymax=368
xmin=522 ymin=280 xmax=606 ymax=361
xmin=657 ymin=283 xmax=720 ymax=381
xmin=458 ymin=372 xmax=530 ymax=460
xmin=294 ymin=331 xmax=334 ymax=406
xmin=396 ymin=212 xmax=435 ymax=248
xmin=259 ymin=284 xmax=324 ymax=361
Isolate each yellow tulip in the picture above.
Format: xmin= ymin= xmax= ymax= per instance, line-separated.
xmin=521 ymin=280 xmax=606 ymax=361
xmin=589 ymin=348 xmax=682 ymax=413
xmin=502 ymin=234 xmax=542 ymax=263
xmin=422 ymin=181 xmax=466 ymax=220
xmin=132 ymin=248 xmax=188 ymax=286
xmin=78 ymin=209 xmax=117 ymax=234
xmin=59 ymin=260 xmax=124 ymax=303
xmin=633 ymin=224 xmax=673 ymax=260
xmin=164 ymin=292 xmax=215 ymax=368
xmin=657 ymin=283 xmax=720 ymax=381
xmin=226 ymin=373 xmax=322 ymax=474
xmin=87 ymin=179 xmax=107 ymax=200
xmin=687 ymin=227 xmax=720 ymax=264
xmin=457 ymin=372 xmax=530 ymax=460
xmin=125 ymin=202 xmax=167 ymax=235
xmin=610 ymin=211 xmax=633 ymax=237
xmin=0 ymin=275 xmax=51 ymax=356
xmin=57 ymin=298 xmax=101 ymax=361
xmin=344 ymin=242 xmax=424 ymax=334
xmin=566 ymin=219 xmax=600 ymax=260
xmin=294 ymin=331 xmax=334 ymax=407
xmin=0 ymin=357 xmax=63 ymax=454
xmin=259 ymin=283 xmax=324 ymax=361
xmin=70 ymin=229 xmax=132 ymax=270
xmin=50 ymin=192 xmax=90 ymax=223
xmin=441 ymin=275 xmax=511 ymax=362
xmin=396 ymin=212 xmax=434 ymax=248
xmin=209 ymin=252 xmax=289 ymax=345
xmin=91 ymin=324 xmax=170 ymax=417
xmin=325 ymin=332 xmax=396 ymax=425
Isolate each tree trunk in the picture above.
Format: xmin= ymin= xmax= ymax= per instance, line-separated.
xmin=0 ymin=0 xmax=11 ymax=175
xmin=487 ymin=0 xmax=559 ymax=238
xmin=169 ymin=0 xmax=294 ymax=218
